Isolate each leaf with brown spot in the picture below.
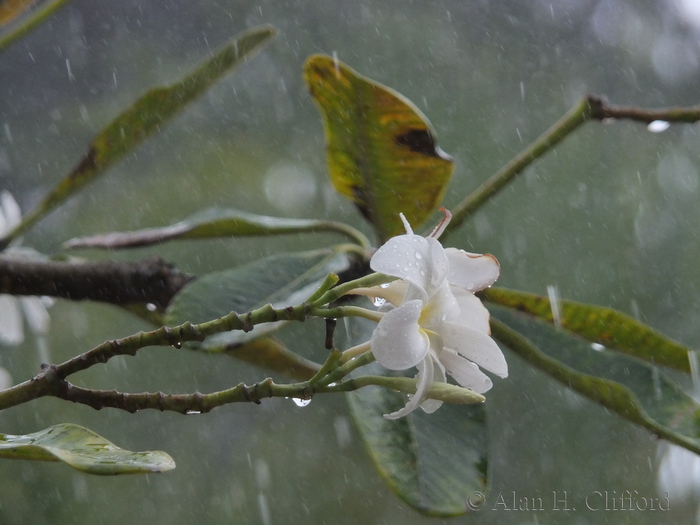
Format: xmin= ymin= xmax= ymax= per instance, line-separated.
xmin=304 ymin=54 xmax=453 ymax=242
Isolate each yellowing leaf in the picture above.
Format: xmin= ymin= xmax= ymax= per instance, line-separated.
xmin=0 ymin=0 xmax=39 ymax=26
xmin=482 ymin=287 xmax=692 ymax=373
xmin=304 ymin=54 xmax=453 ymax=242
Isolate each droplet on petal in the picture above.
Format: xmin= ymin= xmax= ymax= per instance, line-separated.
xmin=373 ymin=297 xmax=386 ymax=307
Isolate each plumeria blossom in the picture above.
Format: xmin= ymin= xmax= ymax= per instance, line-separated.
xmin=0 ymin=191 xmax=52 ymax=348
xmin=352 ymin=210 xmax=507 ymax=419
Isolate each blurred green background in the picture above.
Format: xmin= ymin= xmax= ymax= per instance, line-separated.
xmin=1 ymin=1 xmax=700 ymax=523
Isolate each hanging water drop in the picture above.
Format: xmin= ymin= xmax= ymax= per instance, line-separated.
xmin=647 ymin=120 xmax=670 ymax=133
xmin=293 ymin=398 xmax=312 ymax=407
xmin=373 ymin=297 xmax=386 ymax=307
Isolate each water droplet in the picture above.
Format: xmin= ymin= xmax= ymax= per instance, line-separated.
xmin=185 ymin=410 xmax=201 ymax=415
xmin=647 ymin=120 xmax=670 ymax=133
xmin=146 ymin=303 xmax=157 ymax=312
xmin=172 ymin=341 xmax=182 ymax=349
xmin=293 ymin=398 xmax=311 ymax=407
xmin=590 ymin=343 xmax=605 ymax=351
xmin=415 ymin=252 xmax=423 ymax=259
xmin=373 ymin=297 xmax=386 ymax=307
xmin=380 ymin=283 xmax=390 ymax=289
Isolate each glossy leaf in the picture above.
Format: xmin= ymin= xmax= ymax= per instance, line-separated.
xmin=490 ymin=305 xmax=700 ymax=455
xmin=482 ymin=287 xmax=692 ymax=373
xmin=0 ymin=423 xmax=175 ymax=474
xmin=345 ymin=317 xmax=488 ymax=516
xmin=304 ymin=54 xmax=453 ymax=242
xmin=166 ymin=249 xmax=352 ymax=348
xmin=0 ymin=25 xmax=276 ymax=248
xmin=64 ymin=207 xmax=363 ymax=249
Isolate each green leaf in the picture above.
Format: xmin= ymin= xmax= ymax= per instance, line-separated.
xmin=490 ymin=304 xmax=700 ymax=455
xmin=166 ymin=249 xmax=352 ymax=348
xmin=345 ymin=318 xmax=488 ymax=517
xmin=64 ymin=207 xmax=367 ymax=249
xmin=214 ymin=337 xmax=321 ymax=381
xmin=0 ymin=25 xmax=276 ymax=248
xmin=304 ymin=54 xmax=454 ymax=243
xmin=0 ymin=423 xmax=175 ymax=475
xmin=482 ymin=286 xmax=692 ymax=373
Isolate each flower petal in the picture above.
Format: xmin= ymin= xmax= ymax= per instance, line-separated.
xmin=370 ymin=300 xmax=429 ymax=370
xmin=438 ymin=348 xmax=494 ymax=394
xmin=0 ymin=191 xmax=21 ymax=232
xmin=440 ymin=322 xmax=508 ymax=377
xmin=450 ymin=287 xmax=491 ymax=333
xmin=347 ymin=280 xmax=409 ymax=307
xmin=419 ymin=354 xmax=446 ymax=414
xmin=445 ymin=248 xmax=500 ymax=292
xmin=384 ymin=357 xmax=433 ymax=419
xmin=0 ymin=295 xmax=24 ymax=345
xmin=370 ymin=234 xmax=448 ymax=301
xmin=19 ymin=297 xmax=51 ymax=335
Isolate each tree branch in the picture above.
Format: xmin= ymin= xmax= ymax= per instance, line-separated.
xmin=0 ymin=254 xmax=194 ymax=308
xmin=443 ymin=94 xmax=700 ymax=238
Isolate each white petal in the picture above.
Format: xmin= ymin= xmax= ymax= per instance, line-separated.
xmin=370 ymin=235 xmax=448 ymax=300
xmin=0 ymin=295 xmax=24 ymax=345
xmin=348 ymin=280 xmax=409 ymax=307
xmin=419 ymin=354 xmax=446 ymax=414
xmin=445 ymin=248 xmax=500 ymax=292
xmin=419 ymin=280 xmax=459 ymax=329
xmin=19 ymin=297 xmax=51 ymax=335
xmin=439 ymin=348 xmax=494 ymax=393
xmin=451 ymin=287 xmax=491 ymax=333
xmin=370 ymin=300 xmax=429 ymax=370
xmin=0 ymin=191 xmax=21 ymax=231
xmin=384 ymin=357 xmax=433 ymax=419
xmin=440 ymin=322 xmax=508 ymax=377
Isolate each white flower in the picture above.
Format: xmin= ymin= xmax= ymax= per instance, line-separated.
xmin=355 ymin=211 xmax=507 ymax=419
xmin=0 ymin=191 xmax=52 ymax=347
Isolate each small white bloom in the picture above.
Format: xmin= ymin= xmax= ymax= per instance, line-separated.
xmin=0 ymin=191 xmax=52 ymax=347
xmin=355 ymin=211 xmax=507 ymax=419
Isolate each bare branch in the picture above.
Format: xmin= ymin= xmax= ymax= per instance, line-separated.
xmin=0 ymin=254 xmax=193 ymax=308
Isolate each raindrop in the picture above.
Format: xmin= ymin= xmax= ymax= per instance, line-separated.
xmin=293 ymin=398 xmax=311 ymax=407
xmin=590 ymin=343 xmax=605 ymax=351
xmin=373 ymin=297 xmax=386 ymax=307
xmin=415 ymin=252 xmax=423 ymax=259
xmin=647 ymin=120 xmax=670 ymax=133
xmin=547 ymin=284 xmax=562 ymax=327
xmin=334 ymin=416 xmax=352 ymax=449
xmin=185 ymin=410 xmax=201 ymax=415
xmin=380 ymin=283 xmax=390 ymax=289
xmin=146 ymin=303 xmax=157 ymax=312
xmin=332 ymin=51 xmax=340 ymax=77
xmin=689 ymin=350 xmax=700 ymax=399
xmin=171 ymin=341 xmax=182 ymax=349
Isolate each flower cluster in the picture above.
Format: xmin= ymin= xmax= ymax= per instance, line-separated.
xmin=354 ymin=211 xmax=507 ymax=418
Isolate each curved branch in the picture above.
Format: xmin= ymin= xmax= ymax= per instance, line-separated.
xmin=443 ymin=94 xmax=700 ymax=238
xmin=0 ymin=254 xmax=193 ymax=308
